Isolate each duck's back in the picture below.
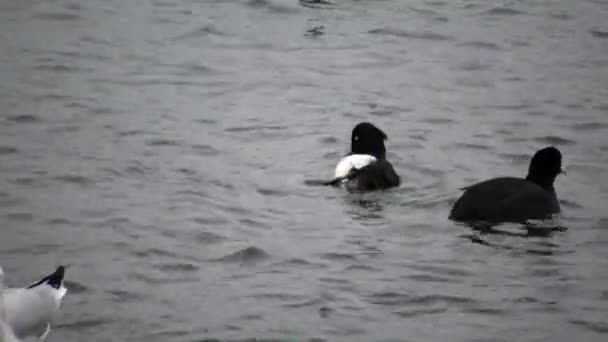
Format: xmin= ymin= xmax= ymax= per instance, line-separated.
xmin=345 ymin=159 xmax=400 ymax=192
xmin=450 ymin=177 xmax=560 ymax=222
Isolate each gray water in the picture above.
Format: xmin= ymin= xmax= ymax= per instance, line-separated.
xmin=1 ymin=0 xmax=607 ymax=341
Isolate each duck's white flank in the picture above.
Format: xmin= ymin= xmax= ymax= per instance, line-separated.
xmin=334 ymin=154 xmax=377 ymax=178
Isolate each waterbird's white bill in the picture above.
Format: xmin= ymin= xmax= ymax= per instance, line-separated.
xmin=334 ymin=154 xmax=377 ymax=178
xmin=0 ymin=266 xmax=67 ymax=341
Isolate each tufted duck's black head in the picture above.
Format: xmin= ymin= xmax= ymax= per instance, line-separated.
xmin=351 ymin=122 xmax=387 ymax=159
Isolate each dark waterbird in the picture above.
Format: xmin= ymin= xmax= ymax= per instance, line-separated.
xmin=450 ymin=146 xmax=564 ymax=224
xmin=305 ymin=122 xmax=400 ymax=192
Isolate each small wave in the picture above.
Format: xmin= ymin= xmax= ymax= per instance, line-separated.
xmin=406 ymin=273 xmax=452 ymax=283
xmin=117 ymin=129 xmax=145 ymax=137
xmin=52 ymin=49 xmax=112 ymax=62
xmin=193 ymin=118 xmax=217 ymax=125
xmin=256 ymin=187 xmax=288 ymax=197
xmin=249 ymin=292 xmax=303 ymax=301
xmin=569 ymin=319 xmax=608 ymax=333
xmin=35 ymin=63 xmax=91 ymax=74
xmin=154 ymin=262 xmax=200 ymax=273
xmin=124 ymin=164 xmax=147 ymax=176
xmin=549 ymin=12 xmax=572 ymax=20
xmin=175 ymin=167 xmax=196 ymax=176
xmin=462 ymin=307 xmax=506 ymax=315
xmin=452 ymin=142 xmax=492 ymax=151
xmin=305 ymin=26 xmax=325 ymax=38
xmin=498 ymin=152 xmax=530 ymax=162
xmin=172 ymin=25 xmax=227 ymax=41
xmin=128 ymin=271 xmax=197 ymax=284
xmin=488 ymin=104 xmax=532 ymax=111
xmin=320 ymin=252 xmax=356 ymax=261
xmin=282 ymin=297 xmax=324 ymax=308
xmin=421 ymin=117 xmax=455 ymax=125
xmin=369 ymin=28 xmax=454 ymax=41
xmin=192 ymin=231 xmax=226 ymax=244
xmin=406 ymin=263 xmax=473 ymax=278
xmin=3 ymin=242 xmax=63 ymax=255
xmin=5 ymin=114 xmax=41 ymax=123
xmin=369 ymin=109 xmax=396 ymax=117
xmin=394 ymin=308 xmax=446 ymax=317
xmin=33 ymin=11 xmax=80 ymax=21
xmin=87 ymin=107 xmax=114 ymax=116
xmin=146 ymin=138 xmax=182 ymax=147
xmin=0 ymin=146 xmax=18 ymax=155
xmin=458 ymin=60 xmax=489 ymax=71
xmin=80 ymin=35 xmax=114 ymax=46
xmin=5 ymin=212 xmax=34 ymax=222
xmin=320 ymin=136 xmax=338 ymax=144
xmin=240 ymin=218 xmax=270 ymax=229
xmin=534 ymin=135 xmax=576 ymax=145
xmin=571 ymin=122 xmax=608 ymax=131
xmin=64 ymin=280 xmax=88 ymax=294
xmin=47 ymin=217 xmax=74 ymax=225
xmin=319 ymin=277 xmax=351 ymax=285
xmin=368 ymin=292 xmax=475 ymax=306
xmin=174 ymin=62 xmax=219 ymax=76
xmin=560 ymin=199 xmax=583 ymax=210
xmin=212 ymin=246 xmax=270 ymax=264
xmin=191 ymin=215 xmax=228 ymax=225
xmin=224 ymin=125 xmax=288 ymax=133
xmin=55 ymin=319 xmax=109 ymax=329
xmin=461 ymin=41 xmax=502 ymax=50
xmin=52 ymin=174 xmax=94 ymax=185
xmin=590 ymin=29 xmax=608 ymax=39
xmin=211 ymin=179 xmax=236 ymax=191
xmin=247 ymin=0 xmax=301 ymax=13
xmin=484 ymin=7 xmax=525 ymax=16
xmin=132 ymin=248 xmax=181 ymax=259
xmin=145 ymin=328 xmax=191 ymax=339
xmin=239 ymin=313 xmax=265 ymax=321
xmin=343 ymin=264 xmax=379 ymax=272
xmin=299 ymin=0 xmax=335 ymax=9
xmin=273 ymin=258 xmax=327 ymax=269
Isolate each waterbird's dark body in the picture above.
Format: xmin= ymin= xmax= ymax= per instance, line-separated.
xmin=450 ymin=146 xmax=563 ymax=223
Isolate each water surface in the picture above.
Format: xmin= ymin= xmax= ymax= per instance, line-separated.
xmin=1 ymin=0 xmax=607 ymax=341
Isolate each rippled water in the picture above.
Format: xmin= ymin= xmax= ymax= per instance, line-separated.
xmin=1 ymin=0 xmax=607 ymax=341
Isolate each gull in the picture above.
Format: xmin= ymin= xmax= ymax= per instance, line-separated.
xmin=0 ymin=266 xmax=68 ymax=341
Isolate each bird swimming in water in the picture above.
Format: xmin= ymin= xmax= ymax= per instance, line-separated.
xmin=308 ymin=122 xmax=400 ymax=192
xmin=0 ymin=265 xmax=68 ymax=341
xmin=450 ymin=146 xmax=564 ymax=223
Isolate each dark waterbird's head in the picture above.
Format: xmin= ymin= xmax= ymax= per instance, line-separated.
xmin=525 ymin=146 xmax=563 ymax=191
xmin=350 ymin=122 xmax=387 ymax=159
